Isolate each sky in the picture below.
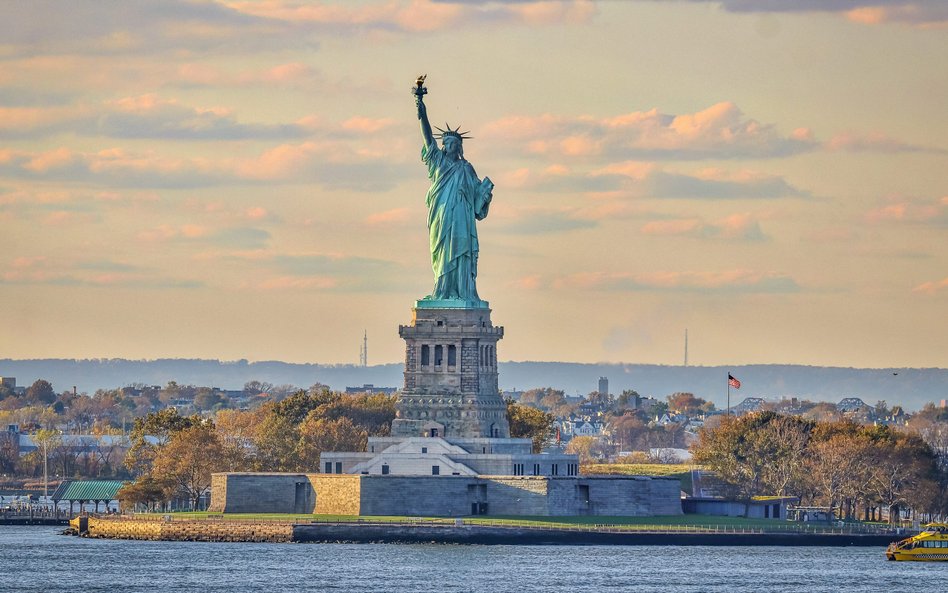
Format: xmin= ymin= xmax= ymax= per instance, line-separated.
xmin=1 ymin=0 xmax=946 ymax=370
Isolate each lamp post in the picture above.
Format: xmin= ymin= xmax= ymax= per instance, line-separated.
xmin=43 ymin=438 xmax=48 ymax=499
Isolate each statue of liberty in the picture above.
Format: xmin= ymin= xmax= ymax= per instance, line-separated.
xmin=413 ymin=75 xmax=494 ymax=306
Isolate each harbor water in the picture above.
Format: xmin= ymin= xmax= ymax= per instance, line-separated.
xmin=1 ymin=526 xmax=946 ymax=592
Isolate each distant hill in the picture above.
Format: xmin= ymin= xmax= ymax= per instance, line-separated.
xmin=1 ymin=358 xmax=945 ymax=411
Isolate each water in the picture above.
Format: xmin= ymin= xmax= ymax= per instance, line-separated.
xmin=1 ymin=526 xmax=946 ymax=592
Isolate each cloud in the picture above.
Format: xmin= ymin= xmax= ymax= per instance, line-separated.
xmin=0 ymin=1 xmax=294 ymax=58
xmin=0 ymin=255 xmax=203 ymax=288
xmin=826 ymin=131 xmax=943 ymax=153
xmin=675 ymin=1 xmax=948 ymax=28
xmin=551 ymin=269 xmax=800 ymax=294
xmin=366 ymin=207 xmax=414 ymax=228
xmin=483 ymin=102 xmax=817 ymax=161
xmin=0 ymin=141 xmax=411 ymax=190
xmin=502 ymin=160 xmax=809 ymax=199
xmin=913 ymin=277 xmax=948 ymax=295
xmin=0 ymin=94 xmax=313 ymax=141
xmin=216 ymin=251 xmax=411 ymax=292
xmin=270 ymin=253 xmax=394 ymax=276
xmin=640 ymin=213 xmax=768 ymax=241
xmin=864 ymin=195 xmax=947 ymax=225
xmin=488 ymin=204 xmax=599 ymax=235
xmin=138 ymin=224 xmax=270 ymax=249
xmin=224 ymin=0 xmax=597 ymax=33
xmin=173 ymin=61 xmax=364 ymax=94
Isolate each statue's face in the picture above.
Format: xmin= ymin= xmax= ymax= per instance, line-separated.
xmin=443 ymin=136 xmax=459 ymax=155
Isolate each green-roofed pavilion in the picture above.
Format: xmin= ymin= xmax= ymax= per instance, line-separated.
xmin=51 ymin=480 xmax=127 ymax=514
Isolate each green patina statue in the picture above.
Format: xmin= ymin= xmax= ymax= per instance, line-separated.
xmin=413 ymin=75 xmax=493 ymax=308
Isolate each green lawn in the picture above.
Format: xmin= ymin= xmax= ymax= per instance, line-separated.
xmin=582 ymin=463 xmax=696 ymax=477
xmin=583 ymin=463 xmax=695 ymax=494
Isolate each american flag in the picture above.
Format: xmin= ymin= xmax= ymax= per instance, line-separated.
xmin=728 ymin=374 xmax=741 ymax=389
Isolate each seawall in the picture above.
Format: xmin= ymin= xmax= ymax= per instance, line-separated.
xmin=72 ymin=516 xmax=293 ymax=543
xmin=70 ymin=517 xmax=902 ymax=547
xmin=293 ymin=523 xmax=899 ymax=546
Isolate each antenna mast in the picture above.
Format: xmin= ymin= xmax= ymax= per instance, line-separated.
xmin=684 ymin=328 xmax=688 ymax=367
xmin=360 ymin=330 xmax=368 ymax=367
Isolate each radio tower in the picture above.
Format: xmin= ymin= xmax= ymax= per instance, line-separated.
xmin=359 ymin=330 xmax=368 ymax=367
xmin=684 ymin=328 xmax=689 ymax=367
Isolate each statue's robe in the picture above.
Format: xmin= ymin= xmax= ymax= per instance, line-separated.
xmin=422 ymin=142 xmax=492 ymax=301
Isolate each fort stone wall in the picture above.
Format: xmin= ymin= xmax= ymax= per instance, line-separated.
xmin=211 ymin=472 xmax=683 ymax=517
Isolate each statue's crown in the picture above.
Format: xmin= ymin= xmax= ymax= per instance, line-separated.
xmin=434 ymin=123 xmax=472 ymax=141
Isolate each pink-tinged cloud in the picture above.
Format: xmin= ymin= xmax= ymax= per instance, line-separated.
xmin=42 ymin=211 xmax=98 ymax=227
xmin=0 ymin=139 xmax=407 ymax=190
xmin=511 ymin=274 xmax=546 ymax=291
xmin=0 ymin=106 xmax=82 ymax=135
xmin=341 ymin=116 xmax=396 ymax=134
xmin=641 ymin=219 xmax=704 ymax=236
xmin=245 ymin=207 xmax=269 ymax=220
xmin=138 ymin=225 xmax=186 ymax=242
xmin=572 ymin=201 xmax=651 ymax=222
xmin=237 ymin=142 xmax=322 ymax=179
xmin=176 ymin=61 xmax=319 ymax=88
xmin=24 ymin=147 xmax=82 ymax=173
xmin=717 ymin=213 xmax=765 ymax=239
xmin=223 ymin=0 xmax=595 ymax=33
xmin=913 ymin=277 xmax=948 ymax=295
xmin=845 ymin=4 xmax=948 ymax=27
xmin=5 ymin=93 xmax=318 ymax=141
xmin=826 ymin=131 xmax=938 ymax=153
xmin=12 ymin=256 xmax=46 ymax=269
xmin=553 ymin=269 xmax=797 ymax=293
xmin=865 ymin=196 xmax=945 ymax=224
xmin=366 ymin=207 xmax=412 ymax=227
xmin=594 ymin=162 xmax=658 ymax=180
xmin=640 ymin=213 xmax=767 ymax=240
xmin=253 ymin=62 xmax=313 ymax=83
xmin=484 ymin=102 xmax=816 ymax=160
xmin=547 ymin=161 xmax=807 ymax=200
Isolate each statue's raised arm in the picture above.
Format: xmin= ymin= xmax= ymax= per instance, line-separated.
xmin=413 ymin=74 xmax=435 ymax=150
xmin=411 ymin=75 xmax=493 ymax=307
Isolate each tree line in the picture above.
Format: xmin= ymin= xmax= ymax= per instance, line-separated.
xmin=692 ymin=411 xmax=948 ymax=522
xmin=116 ymin=390 xmax=551 ymax=509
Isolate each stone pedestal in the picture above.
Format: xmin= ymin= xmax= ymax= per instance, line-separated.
xmin=392 ymin=306 xmax=510 ymax=438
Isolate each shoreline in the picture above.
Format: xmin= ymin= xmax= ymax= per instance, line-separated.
xmin=68 ymin=517 xmax=903 ymax=547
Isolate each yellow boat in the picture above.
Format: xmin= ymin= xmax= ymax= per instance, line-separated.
xmin=886 ymin=523 xmax=948 ymax=561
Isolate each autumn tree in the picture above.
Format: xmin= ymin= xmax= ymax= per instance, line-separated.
xmin=151 ymin=424 xmax=241 ymax=510
xmin=692 ymin=412 xmax=813 ymax=501
xmin=26 ymin=380 xmax=56 ymax=405
xmin=124 ymin=408 xmax=202 ymax=477
xmin=298 ymin=416 xmax=367 ymax=470
xmin=518 ymin=388 xmax=566 ymax=412
xmin=116 ymin=474 xmax=174 ymax=512
xmin=252 ymin=409 xmax=301 ymax=471
xmin=214 ymin=408 xmax=265 ymax=464
xmin=193 ymin=388 xmax=225 ymax=411
xmin=565 ymin=435 xmax=611 ymax=464
xmin=243 ymin=380 xmax=274 ymax=397
xmin=506 ymin=399 xmax=554 ymax=453
xmin=666 ymin=392 xmax=713 ymax=415
xmin=608 ymin=413 xmax=647 ymax=451
xmin=251 ymin=391 xmax=395 ymax=471
xmin=565 ymin=436 xmax=595 ymax=463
